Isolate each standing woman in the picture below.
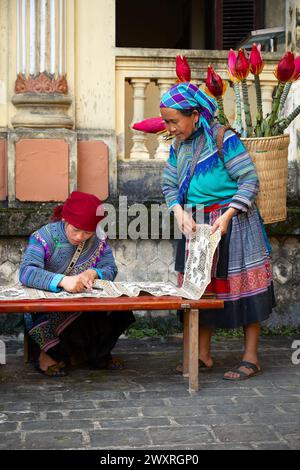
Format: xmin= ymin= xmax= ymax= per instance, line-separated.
xmin=161 ymin=82 xmax=275 ymax=380
xmin=19 ymin=191 xmax=135 ymax=376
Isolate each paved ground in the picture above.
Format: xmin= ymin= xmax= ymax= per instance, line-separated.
xmin=0 ymin=335 xmax=299 ymax=450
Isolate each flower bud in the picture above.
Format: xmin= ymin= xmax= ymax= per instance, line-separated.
xmin=249 ymin=44 xmax=264 ymax=75
xmin=274 ymin=51 xmax=295 ymax=82
xmin=176 ymin=55 xmax=191 ymax=82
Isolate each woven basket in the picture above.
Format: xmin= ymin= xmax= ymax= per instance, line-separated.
xmin=241 ymin=134 xmax=289 ymax=224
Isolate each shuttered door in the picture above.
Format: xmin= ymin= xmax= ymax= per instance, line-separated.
xmin=215 ymin=0 xmax=264 ymax=50
xmin=223 ymin=0 xmax=254 ymax=49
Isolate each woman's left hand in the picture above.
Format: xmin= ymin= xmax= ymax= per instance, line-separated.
xmin=210 ymin=208 xmax=237 ymax=236
xmin=78 ymin=269 xmax=98 ymax=289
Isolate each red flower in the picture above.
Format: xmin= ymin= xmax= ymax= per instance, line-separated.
xmin=132 ymin=117 xmax=166 ymax=134
xmin=235 ymin=49 xmax=250 ymax=81
xmin=249 ymin=43 xmax=264 ymax=75
xmin=176 ymin=55 xmax=191 ymax=82
xmin=228 ymin=49 xmax=238 ymax=81
xmin=291 ymin=55 xmax=300 ymax=81
xmin=274 ymin=51 xmax=295 ymax=82
xmin=205 ymin=65 xmax=226 ymax=97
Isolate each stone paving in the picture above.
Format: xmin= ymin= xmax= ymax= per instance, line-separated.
xmin=0 ymin=335 xmax=299 ymax=450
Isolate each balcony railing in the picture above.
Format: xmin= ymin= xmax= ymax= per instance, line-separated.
xmin=115 ymin=48 xmax=280 ymax=161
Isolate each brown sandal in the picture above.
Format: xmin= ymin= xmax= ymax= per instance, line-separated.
xmin=35 ymin=362 xmax=67 ymax=377
xmin=223 ymin=360 xmax=261 ymax=381
xmin=175 ymin=360 xmax=213 ymax=374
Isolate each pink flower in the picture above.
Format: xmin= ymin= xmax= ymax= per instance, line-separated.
xmin=132 ymin=117 xmax=166 ymax=134
xmin=176 ymin=55 xmax=191 ymax=82
xmin=249 ymin=44 xmax=264 ymax=75
xmin=227 ymin=49 xmax=237 ymax=80
xmin=274 ymin=51 xmax=295 ymax=82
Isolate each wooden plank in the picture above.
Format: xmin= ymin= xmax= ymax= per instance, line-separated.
xmin=0 ymin=296 xmax=223 ymax=313
xmin=188 ymin=308 xmax=199 ymax=392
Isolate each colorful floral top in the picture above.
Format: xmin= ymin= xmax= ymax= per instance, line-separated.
xmin=19 ymin=221 xmax=117 ymax=292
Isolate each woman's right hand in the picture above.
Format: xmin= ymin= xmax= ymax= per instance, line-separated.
xmin=58 ymin=275 xmax=86 ymax=293
xmin=173 ymin=205 xmax=196 ymax=236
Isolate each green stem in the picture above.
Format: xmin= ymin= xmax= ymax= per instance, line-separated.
xmin=254 ymin=75 xmax=262 ymax=115
xmin=265 ymin=82 xmax=285 ymax=136
xmin=216 ymin=96 xmax=229 ymax=125
xmin=241 ymin=79 xmax=252 ymax=137
xmin=254 ymin=75 xmax=263 ymax=137
xmin=278 ymin=82 xmax=292 ymax=115
xmin=274 ymin=104 xmax=300 ymax=134
xmin=232 ymin=82 xmax=243 ymax=134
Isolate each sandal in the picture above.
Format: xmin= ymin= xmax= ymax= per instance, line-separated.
xmin=175 ymin=359 xmax=213 ymax=374
xmin=91 ymin=356 xmax=126 ymax=370
xmin=223 ymin=360 xmax=261 ymax=381
xmin=35 ymin=362 xmax=67 ymax=377
xmin=105 ymin=357 xmax=125 ymax=370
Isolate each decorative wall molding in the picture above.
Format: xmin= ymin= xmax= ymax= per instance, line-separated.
xmin=15 ymin=73 xmax=68 ymax=94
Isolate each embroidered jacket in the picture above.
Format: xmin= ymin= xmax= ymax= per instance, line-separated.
xmin=19 ymin=221 xmax=117 ymax=292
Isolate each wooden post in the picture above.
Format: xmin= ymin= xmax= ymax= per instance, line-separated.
xmin=183 ymin=308 xmax=189 ymax=377
xmin=188 ymin=308 xmax=199 ymax=392
xmin=23 ymin=329 xmax=29 ymax=363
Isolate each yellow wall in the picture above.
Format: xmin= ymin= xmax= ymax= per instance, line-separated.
xmin=75 ymin=0 xmax=115 ymax=130
xmin=0 ymin=0 xmax=16 ymax=129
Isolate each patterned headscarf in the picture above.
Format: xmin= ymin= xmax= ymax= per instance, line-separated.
xmin=160 ymin=82 xmax=217 ymax=150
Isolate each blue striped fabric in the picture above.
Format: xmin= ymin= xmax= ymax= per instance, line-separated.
xmin=19 ymin=221 xmax=117 ymax=291
xmin=161 ymin=124 xmax=259 ymax=211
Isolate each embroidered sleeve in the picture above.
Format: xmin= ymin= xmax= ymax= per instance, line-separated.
xmin=19 ymin=233 xmax=63 ymax=291
xmin=161 ymin=145 xmax=181 ymax=209
xmin=223 ymin=132 xmax=259 ymax=212
xmin=93 ymin=242 xmax=117 ymax=281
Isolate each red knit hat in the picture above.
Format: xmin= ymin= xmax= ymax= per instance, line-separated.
xmin=52 ymin=191 xmax=105 ymax=231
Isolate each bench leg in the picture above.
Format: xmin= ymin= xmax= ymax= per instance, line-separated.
xmin=183 ymin=308 xmax=189 ymax=377
xmin=188 ymin=308 xmax=199 ymax=392
xmin=24 ymin=328 xmax=39 ymax=363
xmin=24 ymin=330 xmax=29 ymax=363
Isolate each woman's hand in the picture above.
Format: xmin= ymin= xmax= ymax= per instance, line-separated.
xmin=77 ymin=269 xmax=98 ymax=289
xmin=210 ymin=208 xmax=237 ymax=236
xmin=59 ymin=270 xmax=98 ymax=293
xmin=173 ymin=205 xmax=196 ymax=236
xmin=59 ymin=275 xmax=86 ymax=293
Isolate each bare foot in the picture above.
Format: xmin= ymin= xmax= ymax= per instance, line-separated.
xmin=39 ymin=351 xmax=59 ymax=372
xmin=175 ymin=358 xmax=213 ymax=373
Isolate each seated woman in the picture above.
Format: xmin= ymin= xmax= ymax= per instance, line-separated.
xmin=19 ymin=191 xmax=135 ymax=376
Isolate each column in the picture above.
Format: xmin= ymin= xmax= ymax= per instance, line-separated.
xmin=12 ymin=0 xmax=72 ymax=128
xmin=129 ymin=79 xmax=150 ymax=160
xmin=260 ymin=81 xmax=276 ymax=116
xmin=285 ymin=0 xmax=300 ymax=199
xmin=154 ymin=79 xmax=174 ymax=160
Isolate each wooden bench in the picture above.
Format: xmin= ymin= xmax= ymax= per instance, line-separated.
xmin=0 ymin=294 xmax=223 ymax=391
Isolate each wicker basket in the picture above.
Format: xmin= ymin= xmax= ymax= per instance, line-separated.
xmin=241 ymin=134 xmax=289 ymax=224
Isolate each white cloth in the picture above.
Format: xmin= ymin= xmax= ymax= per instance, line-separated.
xmin=0 ymin=225 xmax=220 ymax=301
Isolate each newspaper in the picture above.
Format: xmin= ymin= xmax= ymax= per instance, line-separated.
xmin=0 ymin=225 xmax=221 ymax=301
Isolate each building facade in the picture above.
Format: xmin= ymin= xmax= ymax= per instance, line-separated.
xmin=0 ymin=0 xmax=299 ymax=331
